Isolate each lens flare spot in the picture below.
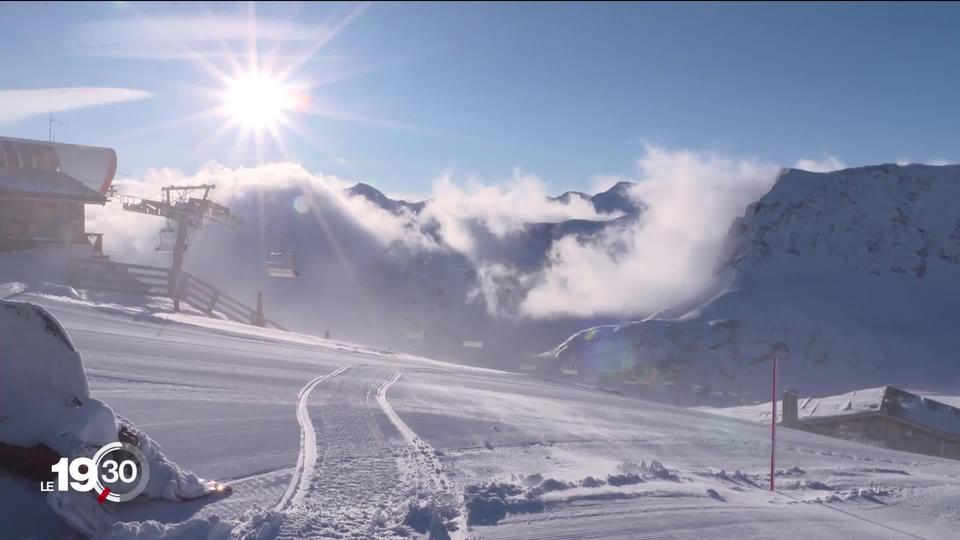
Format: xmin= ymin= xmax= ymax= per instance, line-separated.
xmin=293 ymin=195 xmax=310 ymax=214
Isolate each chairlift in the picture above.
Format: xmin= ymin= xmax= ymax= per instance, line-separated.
xmin=156 ymin=226 xmax=177 ymax=252
xmin=267 ymin=251 xmax=298 ymax=278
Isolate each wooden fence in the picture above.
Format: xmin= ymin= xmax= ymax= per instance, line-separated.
xmin=67 ymin=257 xmax=286 ymax=331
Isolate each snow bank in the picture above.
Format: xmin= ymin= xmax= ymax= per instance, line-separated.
xmin=0 ymin=300 xmax=116 ymax=456
xmin=0 ymin=300 xmax=237 ymax=537
xmin=100 ymin=509 xmax=282 ymax=540
xmin=465 ymin=461 xmax=686 ymax=526
xmin=48 ymin=488 xmax=282 ymax=540
xmin=115 ymin=416 xmax=215 ymax=502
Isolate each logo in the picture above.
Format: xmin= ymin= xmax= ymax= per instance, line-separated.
xmin=42 ymin=442 xmax=151 ymax=503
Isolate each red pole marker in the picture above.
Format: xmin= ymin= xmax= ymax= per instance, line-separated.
xmin=97 ymin=487 xmax=111 ymax=504
xmin=770 ymin=356 xmax=777 ymax=491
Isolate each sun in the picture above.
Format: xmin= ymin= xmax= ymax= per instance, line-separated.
xmin=223 ymin=72 xmax=295 ymax=130
xmin=178 ymin=2 xmax=372 ymax=161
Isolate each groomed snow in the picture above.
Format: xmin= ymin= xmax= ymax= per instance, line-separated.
xmin=3 ymin=290 xmax=959 ymax=538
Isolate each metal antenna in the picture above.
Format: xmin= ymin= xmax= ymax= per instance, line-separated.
xmin=48 ymin=113 xmax=68 ymax=142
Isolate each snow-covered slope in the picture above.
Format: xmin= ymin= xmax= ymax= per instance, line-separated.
xmin=546 ymin=164 xmax=960 ymax=403
xmin=6 ymin=293 xmax=960 ymax=539
xmin=588 ymin=181 xmax=645 ymax=215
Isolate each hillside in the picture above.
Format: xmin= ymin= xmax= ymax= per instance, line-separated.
xmin=545 ymin=164 xmax=960 ymax=403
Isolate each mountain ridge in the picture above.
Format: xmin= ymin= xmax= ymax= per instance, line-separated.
xmin=545 ymin=163 xmax=960 ymax=403
xmin=344 ymin=180 xmax=643 ymax=219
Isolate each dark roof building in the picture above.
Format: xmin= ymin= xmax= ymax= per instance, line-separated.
xmin=0 ymin=136 xmax=116 ymax=250
xmin=783 ymin=386 xmax=960 ymax=460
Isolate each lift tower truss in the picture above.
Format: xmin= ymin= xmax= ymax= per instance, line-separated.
xmin=121 ymin=184 xmax=241 ymax=310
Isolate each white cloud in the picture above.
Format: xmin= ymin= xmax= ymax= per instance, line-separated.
xmin=90 ymin=162 xmax=430 ymax=262
xmin=520 ymin=145 xmax=779 ymax=318
xmin=0 ymin=88 xmax=152 ymax=123
xmin=794 ymin=154 xmax=846 ymax=173
xmin=100 ymin=15 xmax=330 ymax=43
xmin=895 ymin=158 xmax=953 ymax=167
xmin=69 ymin=5 xmax=368 ymax=60
xmin=70 ymin=16 xmax=330 ymax=59
xmin=93 ymin=147 xmax=840 ymax=321
xmin=420 ymin=170 xmax=616 ymax=254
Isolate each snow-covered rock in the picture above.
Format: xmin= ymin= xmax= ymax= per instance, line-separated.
xmin=0 ymin=300 xmax=116 ymax=456
xmin=545 ymin=164 xmax=960 ymax=402
xmin=0 ymin=300 xmax=232 ymax=536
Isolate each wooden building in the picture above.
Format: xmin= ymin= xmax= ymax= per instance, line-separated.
xmin=783 ymin=386 xmax=960 ymax=460
xmin=0 ymin=136 xmax=116 ymax=251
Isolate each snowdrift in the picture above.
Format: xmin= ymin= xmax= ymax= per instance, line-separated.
xmin=0 ymin=300 xmax=270 ymax=538
xmin=545 ymin=164 xmax=960 ymax=402
xmin=0 ymin=300 xmax=115 ymax=456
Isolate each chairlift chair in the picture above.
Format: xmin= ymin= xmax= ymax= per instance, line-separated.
xmin=156 ymin=226 xmax=177 ymax=252
xmin=267 ymin=251 xmax=298 ymax=278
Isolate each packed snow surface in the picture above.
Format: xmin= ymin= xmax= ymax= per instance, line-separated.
xmin=1 ymin=291 xmax=958 ymax=539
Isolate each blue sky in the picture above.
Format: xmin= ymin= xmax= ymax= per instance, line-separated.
xmin=1 ymin=1 xmax=958 ymax=195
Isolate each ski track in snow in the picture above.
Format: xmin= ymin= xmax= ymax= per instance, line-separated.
xmin=277 ymin=365 xmax=351 ymax=511
xmin=277 ymin=367 xmax=464 ymax=539
xmin=377 ymin=371 xmax=468 ymax=540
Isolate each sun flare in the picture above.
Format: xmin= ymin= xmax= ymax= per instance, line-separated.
xmin=184 ymin=2 xmax=371 ymax=161
xmin=223 ymin=72 xmax=295 ymax=129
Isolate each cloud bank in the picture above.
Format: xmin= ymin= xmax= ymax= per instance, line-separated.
xmin=520 ymin=145 xmax=778 ymax=318
xmin=0 ymin=87 xmax=152 ymax=123
xmin=91 ymin=145 xmax=838 ymax=322
xmin=794 ymin=154 xmax=846 ymax=173
xmin=69 ymin=4 xmax=368 ymax=61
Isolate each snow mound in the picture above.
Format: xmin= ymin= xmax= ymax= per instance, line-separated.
xmin=1 ymin=300 xmax=234 ymax=537
xmin=0 ymin=300 xmax=116 ymax=456
xmin=546 ymin=164 xmax=960 ymax=401
xmin=48 ymin=488 xmax=282 ymax=540
xmin=115 ymin=416 xmax=215 ymax=501
xmin=99 ymin=509 xmax=281 ymax=540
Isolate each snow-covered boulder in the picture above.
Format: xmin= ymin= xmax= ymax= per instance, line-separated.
xmin=0 ymin=300 xmax=253 ymax=536
xmin=1 ymin=299 xmax=231 ymax=538
xmin=0 ymin=300 xmax=117 ymax=456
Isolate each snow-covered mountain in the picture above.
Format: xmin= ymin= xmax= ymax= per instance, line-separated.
xmin=349 ymin=181 xmax=640 ymax=221
xmin=546 ymin=164 xmax=960 ymax=403
xmin=345 ymin=182 xmax=426 ymax=215
xmin=588 ymin=181 xmax=645 ymax=215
